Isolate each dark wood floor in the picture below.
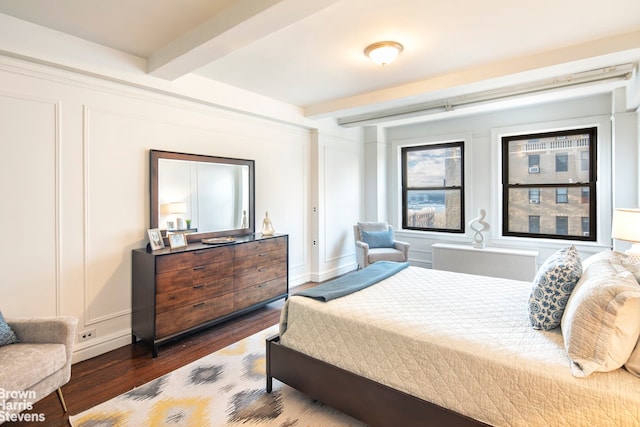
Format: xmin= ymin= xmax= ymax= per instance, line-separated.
xmin=6 ymin=296 xmax=293 ymax=427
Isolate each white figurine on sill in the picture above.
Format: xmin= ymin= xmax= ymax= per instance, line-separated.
xmin=469 ymin=208 xmax=490 ymax=248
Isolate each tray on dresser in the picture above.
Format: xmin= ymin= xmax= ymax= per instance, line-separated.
xmin=201 ymin=237 xmax=236 ymax=245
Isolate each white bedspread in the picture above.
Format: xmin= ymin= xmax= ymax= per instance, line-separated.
xmin=279 ymin=266 xmax=640 ymax=426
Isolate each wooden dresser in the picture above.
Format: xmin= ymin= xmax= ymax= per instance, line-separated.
xmin=132 ymin=234 xmax=288 ymax=356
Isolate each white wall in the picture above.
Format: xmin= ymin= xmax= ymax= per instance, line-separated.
xmin=0 ymin=55 xmax=362 ymax=361
xmin=309 ymin=129 xmax=365 ymax=281
xmin=380 ymin=93 xmax=638 ymax=267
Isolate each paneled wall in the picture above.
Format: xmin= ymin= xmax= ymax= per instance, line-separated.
xmin=0 ymin=56 xmax=362 ymax=361
xmin=0 ymin=94 xmax=59 ymax=316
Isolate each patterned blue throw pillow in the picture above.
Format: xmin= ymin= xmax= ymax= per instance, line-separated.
xmin=529 ymin=245 xmax=582 ymax=330
xmin=0 ymin=311 xmax=18 ymax=346
xmin=360 ymin=229 xmax=395 ymax=248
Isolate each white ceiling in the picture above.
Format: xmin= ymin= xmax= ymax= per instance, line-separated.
xmin=0 ymin=0 xmax=639 ymax=123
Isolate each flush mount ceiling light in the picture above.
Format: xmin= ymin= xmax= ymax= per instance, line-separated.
xmin=364 ymin=41 xmax=403 ymax=66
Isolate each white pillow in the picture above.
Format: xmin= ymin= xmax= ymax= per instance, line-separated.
xmin=561 ymin=251 xmax=640 ymax=377
xmin=586 ymin=251 xmax=640 ymax=377
xmin=626 ymin=341 xmax=640 ymax=377
xmin=619 ymin=253 xmax=640 ymax=376
xmin=620 ymin=253 xmax=640 ymax=283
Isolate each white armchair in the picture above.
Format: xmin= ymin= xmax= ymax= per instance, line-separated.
xmin=0 ymin=316 xmax=77 ymax=423
xmin=354 ymin=222 xmax=410 ymax=269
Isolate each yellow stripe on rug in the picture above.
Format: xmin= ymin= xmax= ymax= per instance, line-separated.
xmin=69 ymin=325 xmax=365 ymax=427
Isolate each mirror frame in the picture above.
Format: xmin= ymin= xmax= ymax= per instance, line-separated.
xmin=150 ymin=149 xmax=255 ymax=241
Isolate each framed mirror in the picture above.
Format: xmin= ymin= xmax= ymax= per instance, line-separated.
xmin=150 ymin=150 xmax=255 ymax=241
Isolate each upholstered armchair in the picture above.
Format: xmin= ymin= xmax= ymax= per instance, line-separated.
xmin=353 ymin=222 xmax=410 ymax=269
xmin=0 ymin=316 xmax=77 ymax=422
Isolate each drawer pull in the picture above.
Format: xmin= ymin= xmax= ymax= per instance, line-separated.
xmin=193 ymin=266 xmax=205 ymax=271
xmin=193 ymin=302 xmax=205 ymax=308
xmin=193 ymin=284 xmax=204 ymax=289
xmin=194 ymin=250 xmax=210 ymax=255
xmin=258 ymin=268 xmax=267 ymax=272
xmin=258 ymin=253 xmax=267 ymax=257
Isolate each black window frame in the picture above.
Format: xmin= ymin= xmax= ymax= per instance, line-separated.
xmin=502 ymin=127 xmax=597 ymax=241
xmin=401 ymin=142 xmax=465 ymax=233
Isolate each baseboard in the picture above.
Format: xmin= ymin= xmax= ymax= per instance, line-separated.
xmin=310 ymin=262 xmax=357 ymax=283
xmin=72 ymin=331 xmax=132 ymax=363
xmin=289 ymin=272 xmax=312 ymax=287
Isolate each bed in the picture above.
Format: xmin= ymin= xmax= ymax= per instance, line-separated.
xmin=266 ymin=254 xmax=640 ymax=426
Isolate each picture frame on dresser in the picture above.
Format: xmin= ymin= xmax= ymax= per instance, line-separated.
xmin=147 ymin=228 xmax=165 ymax=250
xmin=168 ymin=232 xmax=187 ymax=249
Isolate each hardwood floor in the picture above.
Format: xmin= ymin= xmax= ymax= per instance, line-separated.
xmin=6 ymin=296 xmax=292 ymax=427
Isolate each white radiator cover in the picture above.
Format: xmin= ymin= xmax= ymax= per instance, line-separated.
xmin=432 ymin=243 xmax=538 ymax=281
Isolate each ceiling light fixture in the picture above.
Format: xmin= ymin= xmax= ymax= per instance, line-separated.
xmin=364 ymin=41 xmax=403 ymax=66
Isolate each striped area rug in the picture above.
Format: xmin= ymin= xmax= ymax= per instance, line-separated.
xmin=69 ymin=325 xmax=365 ymax=426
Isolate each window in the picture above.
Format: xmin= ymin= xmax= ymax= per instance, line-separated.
xmin=555 ymin=153 xmax=569 ymax=172
xmin=581 ymin=187 xmax=589 ymax=204
xmin=556 ymin=187 xmax=568 ymax=204
xmin=580 ymin=150 xmax=589 ymax=171
xmin=529 ymin=215 xmax=540 ymax=233
xmin=402 ymin=142 xmax=464 ymax=232
xmin=528 ymin=154 xmax=540 ymax=174
xmin=502 ymin=127 xmax=596 ymax=240
xmin=529 ymin=188 xmax=540 ymax=204
xmin=582 ymin=217 xmax=590 ymax=237
xmin=556 ymin=216 xmax=569 ymax=235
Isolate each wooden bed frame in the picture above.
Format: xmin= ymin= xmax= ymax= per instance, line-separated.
xmin=266 ymin=335 xmax=488 ymax=427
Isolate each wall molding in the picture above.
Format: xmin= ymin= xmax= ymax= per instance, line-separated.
xmin=0 ymin=91 xmax=62 ymax=315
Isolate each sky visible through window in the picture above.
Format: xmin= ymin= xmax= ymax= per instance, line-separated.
xmin=407 ymin=147 xmax=461 ymax=187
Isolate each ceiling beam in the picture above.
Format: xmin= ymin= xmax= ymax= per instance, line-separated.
xmin=147 ymin=0 xmax=340 ymax=80
xmin=305 ymin=31 xmax=640 ymax=120
xmin=337 ymin=64 xmax=635 ymax=127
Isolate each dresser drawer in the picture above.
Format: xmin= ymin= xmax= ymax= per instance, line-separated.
xmin=155 ymin=246 xmax=234 ymax=273
xmin=156 ymin=276 xmax=234 ymax=314
xmin=155 ymin=292 xmax=234 ymax=338
xmin=234 ymin=261 xmax=286 ymax=291
xmin=234 ymin=249 xmax=286 ymax=277
xmin=156 ymin=260 xmax=233 ymax=293
xmin=234 ymin=276 xmax=287 ymax=310
xmin=234 ymin=236 xmax=286 ymax=258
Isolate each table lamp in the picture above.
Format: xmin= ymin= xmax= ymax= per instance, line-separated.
xmin=168 ymin=202 xmax=187 ymax=230
xmin=611 ymin=208 xmax=640 ymax=254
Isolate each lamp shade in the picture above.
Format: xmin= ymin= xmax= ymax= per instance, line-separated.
xmin=168 ymin=202 xmax=186 ymax=215
xmin=611 ymin=208 xmax=640 ymax=242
